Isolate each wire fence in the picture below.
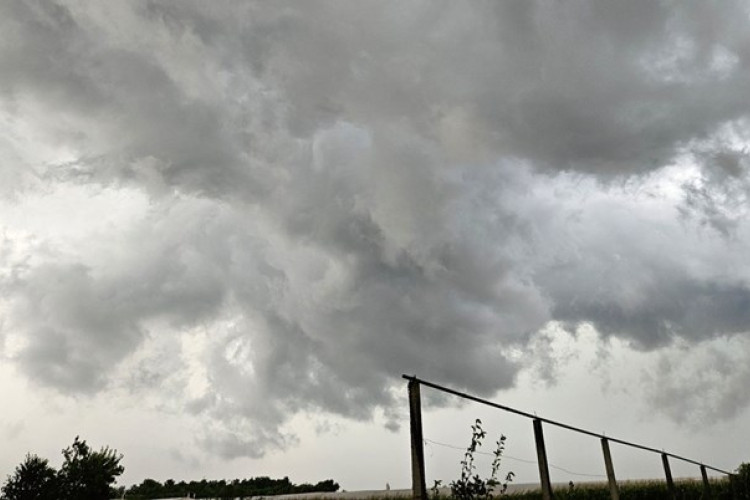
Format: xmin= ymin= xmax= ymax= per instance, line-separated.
xmin=422 ymin=437 xmax=607 ymax=480
xmin=403 ymin=374 xmax=736 ymax=500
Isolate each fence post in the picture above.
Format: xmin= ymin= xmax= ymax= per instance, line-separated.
xmin=408 ymin=379 xmax=427 ymax=500
xmin=601 ymin=438 xmax=620 ymax=500
xmin=700 ymin=465 xmax=711 ymax=498
xmin=662 ymin=453 xmax=676 ymax=500
xmin=533 ymin=419 xmax=554 ymax=500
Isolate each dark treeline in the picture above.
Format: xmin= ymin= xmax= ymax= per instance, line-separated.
xmin=126 ymin=476 xmax=339 ymax=499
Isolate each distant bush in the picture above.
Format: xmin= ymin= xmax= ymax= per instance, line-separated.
xmin=125 ymin=475 xmax=340 ymax=499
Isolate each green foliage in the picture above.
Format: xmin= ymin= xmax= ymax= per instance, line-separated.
xmin=449 ymin=419 xmax=514 ymax=500
xmin=733 ymin=462 xmax=750 ymax=500
xmin=58 ymin=436 xmax=124 ymax=500
xmin=0 ymin=454 xmax=58 ymax=500
xmin=0 ymin=437 xmax=123 ymax=500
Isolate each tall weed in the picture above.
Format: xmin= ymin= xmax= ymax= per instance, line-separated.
xmin=448 ymin=419 xmax=514 ymax=500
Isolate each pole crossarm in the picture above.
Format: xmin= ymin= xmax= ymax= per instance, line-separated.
xmin=401 ymin=374 xmax=734 ymax=476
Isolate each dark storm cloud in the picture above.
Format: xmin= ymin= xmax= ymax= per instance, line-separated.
xmin=551 ymin=276 xmax=750 ymax=348
xmin=2 ymin=198 xmax=231 ymax=391
xmin=679 ymin=119 xmax=750 ymax=235
xmin=247 ymin=0 xmax=750 ymax=173
xmin=3 ymin=0 xmax=750 ymax=456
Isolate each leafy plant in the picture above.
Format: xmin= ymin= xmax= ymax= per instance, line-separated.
xmin=431 ymin=479 xmax=443 ymax=499
xmin=450 ymin=419 xmax=514 ymax=500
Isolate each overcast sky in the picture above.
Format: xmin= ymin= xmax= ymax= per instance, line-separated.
xmin=2 ymin=0 xmax=750 ymax=491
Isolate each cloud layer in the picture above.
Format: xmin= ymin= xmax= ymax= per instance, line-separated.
xmin=2 ymin=1 xmax=750 ymax=457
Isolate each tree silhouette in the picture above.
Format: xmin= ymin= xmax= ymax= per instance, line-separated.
xmin=58 ymin=436 xmax=124 ymax=500
xmin=1 ymin=437 xmax=124 ymax=500
xmin=1 ymin=454 xmax=58 ymax=500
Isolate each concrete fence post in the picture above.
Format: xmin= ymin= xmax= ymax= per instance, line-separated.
xmin=662 ymin=453 xmax=676 ymax=500
xmin=533 ymin=419 xmax=554 ymax=500
xmin=601 ymin=438 xmax=620 ymax=500
xmin=700 ymin=465 xmax=711 ymax=499
xmin=408 ymin=379 xmax=427 ymax=500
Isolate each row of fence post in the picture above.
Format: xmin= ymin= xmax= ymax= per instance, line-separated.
xmin=406 ymin=375 xmax=730 ymax=500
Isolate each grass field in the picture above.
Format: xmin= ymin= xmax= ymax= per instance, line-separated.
xmin=253 ymin=477 xmax=740 ymax=500
xmin=505 ymin=477 xmax=734 ymax=499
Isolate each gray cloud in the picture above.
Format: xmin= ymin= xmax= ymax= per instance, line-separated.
xmin=679 ymin=118 xmax=750 ymax=235
xmin=645 ymin=335 xmax=750 ymax=425
xmin=3 ymin=1 xmax=750 ymax=457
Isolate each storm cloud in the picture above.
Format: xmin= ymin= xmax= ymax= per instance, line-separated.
xmin=2 ymin=0 xmax=750 ymax=457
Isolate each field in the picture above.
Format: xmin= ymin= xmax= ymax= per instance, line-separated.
xmin=505 ymin=478 xmax=735 ymax=499
xmin=269 ymin=477 xmax=739 ymax=500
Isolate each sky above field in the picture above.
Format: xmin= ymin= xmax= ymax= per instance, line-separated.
xmin=2 ymin=0 xmax=750 ymax=491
